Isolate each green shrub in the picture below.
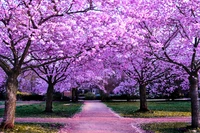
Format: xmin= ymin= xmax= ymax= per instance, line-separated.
xmin=85 ymin=92 xmax=95 ymax=100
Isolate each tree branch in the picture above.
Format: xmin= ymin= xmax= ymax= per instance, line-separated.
xmin=18 ymin=39 xmax=31 ymax=68
xmin=31 ymin=67 xmax=48 ymax=82
xmin=0 ymin=59 xmax=11 ymax=74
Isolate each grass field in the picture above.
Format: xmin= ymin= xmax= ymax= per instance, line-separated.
xmin=105 ymin=101 xmax=191 ymax=117
xmin=0 ymin=101 xmax=82 ymax=118
xmin=0 ymin=123 xmax=64 ymax=133
xmin=142 ymin=122 xmax=200 ymax=133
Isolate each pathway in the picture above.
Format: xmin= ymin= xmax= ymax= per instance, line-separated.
xmin=59 ymin=100 xmax=141 ymax=133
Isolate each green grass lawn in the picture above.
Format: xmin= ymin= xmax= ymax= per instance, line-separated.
xmin=142 ymin=122 xmax=200 ymax=133
xmin=105 ymin=101 xmax=191 ymax=117
xmin=0 ymin=101 xmax=82 ymax=118
xmin=0 ymin=123 xmax=64 ymax=133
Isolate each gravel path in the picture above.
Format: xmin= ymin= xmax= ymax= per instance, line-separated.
xmin=0 ymin=100 xmax=194 ymax=133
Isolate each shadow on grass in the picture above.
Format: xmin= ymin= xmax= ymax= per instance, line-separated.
xmin=142 ymin=122 xmax=200 ymax=133
xmin=104 ymin=101 xmax=191 ymax=118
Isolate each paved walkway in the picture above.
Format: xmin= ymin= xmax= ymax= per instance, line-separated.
xmin=59 ymin=100 xmax=139 ymax=133
xmin=0 ymin=100 xmax=194 ymax=133
xmin=58 ymin=101 xmax=192 ymax=133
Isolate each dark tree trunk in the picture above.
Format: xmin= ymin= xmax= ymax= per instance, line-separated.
xmin=1 ymin=73 xmax=18 ymax=129
xmin=45 ymin=83 xmax=54 ymax=112
xmin=72 ymin=88 xmax=78 ymax=102
xmin=127 ymin=94 xmax=130 ymax=102
xmin=100 ymin=90 xmax=109 ymax=102
xmin=189 ymin=75 xmax=199 ymax=128
xmin=75 ymin=88 xmax=78 ymax=102
xmin=72 ymin=88 xmax=75 ymax=102
xmin=139 ymin=84 xmax=149 ymax=111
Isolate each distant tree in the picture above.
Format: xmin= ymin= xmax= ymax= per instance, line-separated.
xmin=32 ymin=60 xmax=70 ymax=112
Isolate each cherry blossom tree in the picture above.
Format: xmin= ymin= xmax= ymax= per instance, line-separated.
xmin=0 ymin=0 xmax=94 ymax=128
xmin=121 ymin=47 xmax=170 ymax=111
xmin=135 ymin=0 xmax=200 ymax=128
xmin=18 ymin=71 xmax=39 ymax=94
xmin=31 ymin=60 xmax=71 ymax=112
xmin=0 ymin=0 xmax=198 ymax=129
xmin=114 ymin=79 xmax=138 ymax=101
xmin=148 ymin=70 xmax=189 ymax=99
xmin=68 ymin=60 xmax=99 ymax=102
xmin=82 ymin=46 xmax=125 ymax=100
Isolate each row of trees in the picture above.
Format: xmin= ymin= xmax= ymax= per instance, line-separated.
xmin=0 ymin=0 xmax=199 ymax=129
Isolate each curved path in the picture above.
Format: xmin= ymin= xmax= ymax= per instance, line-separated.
xmin=0 ymin=100 xmax=194 ymax=133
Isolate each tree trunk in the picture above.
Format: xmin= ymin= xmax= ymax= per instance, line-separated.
xmin=1 ymin=73 xmax=18 ymax=129
xmin=127 ymin=94 xmax=130 ymax=102
xmin=100 ymin=91 xmax=109 ymax=102
xmin=189 ymin=75 xmax=199 ymax=128
xmin=72 ymin=88 xmax=75 ymax=102
xmin=139 ymin=84 xmax=149 ymax=111
xmin=72 ymin=88 xmax=78 ymax=102
xmin=75 ymin=88 xmax=78 ymax=102
xmin=45 ymin=83 xmax=54 ymax=112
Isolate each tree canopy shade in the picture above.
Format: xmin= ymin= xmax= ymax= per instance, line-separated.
xmin=0 ymin=0 xmax=199 ymax=129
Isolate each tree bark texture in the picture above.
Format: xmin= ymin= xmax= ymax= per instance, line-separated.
xmin=1 ymin=73 xmax=18 ymax=129
xmin=72 ymin=88 xmax=78 ymax=102
xmin=189 ymin=75 xmax=199 ymax=128
xmin=139 ymin=84 xmax=149 ymax=111
xmin=45 ymin=83 xmax=54 ymax=112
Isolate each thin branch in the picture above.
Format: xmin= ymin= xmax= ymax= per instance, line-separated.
xmin=22 ymin=56 xmax=66 ymax=71
xmin=0 ymin=55 xmax=14 ymax=66
xmin=38 ymin=14 xmax=64 ymax=25
xmin=163 ymin=27 xmax=179 ymax=48
xmin=31 ymin=67 xmax=48 ymax=82
xmin=176 ymin=5 xmax=186 ymax=16
xmin=164 ymin=51 xmax=190 ymax=74
xmin=0 ymin=59 xmax=11 ymax=74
